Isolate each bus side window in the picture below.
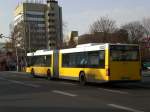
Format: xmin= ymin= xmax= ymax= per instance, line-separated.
xmin=62 ymin=54 xmax=70 ymax=67
xmin=87 ymin=51 xmax=100 ymax=68
xmin=76 ymin=52 xmax=87 ymax=67
xmin=99 ymin=51 xmax=105 ymax=68
xmin=33 ymin=56 xmax=45 ymax=67
xmin=45 ymin=55 xmax=51 ymax=67
xmin=69 ymin=53 xmax=76 ymax=67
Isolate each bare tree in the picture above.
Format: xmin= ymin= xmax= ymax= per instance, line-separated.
xmin=63 ymin=21 xmax=68 ymax=32
xmin=89 ymin=16 xmax=117 ymax=34
xmin=121 ymin=21 xmax=146 ymax=43
xmin=142 ymin=18 xmax=150 ymax=37
xmin=11 ymin=22 xmax=25 ymax=47
xmin=62 ymin=21 xmax=68 ymax=43
xmin=114 ymin=29 xmax=129 ymax=43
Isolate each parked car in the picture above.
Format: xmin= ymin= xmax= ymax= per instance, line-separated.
xmin=142 ymin=62 xmax=150 ymax=70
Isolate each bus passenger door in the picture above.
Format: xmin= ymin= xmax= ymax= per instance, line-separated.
xmin=53 ymin=50 xmax=59 ymax=78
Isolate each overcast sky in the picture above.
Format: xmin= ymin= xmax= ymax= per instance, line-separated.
xmin=0 ymin=0 xmax=150 ymax=37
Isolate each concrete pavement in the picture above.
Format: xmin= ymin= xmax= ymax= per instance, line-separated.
xmin=0 ymin=71 xmax=150 ymax=112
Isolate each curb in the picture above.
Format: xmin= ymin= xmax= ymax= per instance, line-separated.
xmin=5 ymin=71 xmax=28 ymax=75
xmin=143 ymin=75 xmax=150 ymax=77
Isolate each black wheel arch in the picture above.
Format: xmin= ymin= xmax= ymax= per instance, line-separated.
xmin=47 ymin=69 xmax=51 ymax=76
xmin=79 ymin=71 xmax=87 ymax=85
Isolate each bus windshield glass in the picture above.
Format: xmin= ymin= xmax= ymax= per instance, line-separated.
xmin=27 ymin=55 xmax=51 ymax=67
xmin=110 ymin=45 xmax=139 ymax=61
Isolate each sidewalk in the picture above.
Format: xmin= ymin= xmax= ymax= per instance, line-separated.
xmin=142 ymin=70 xmax=150 ymax=77
xmin=3 ymin=71 xmax=28 ymax=75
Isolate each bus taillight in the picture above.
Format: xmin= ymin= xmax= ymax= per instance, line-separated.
xmin=106 ymin=68 xmax=110 ymax=76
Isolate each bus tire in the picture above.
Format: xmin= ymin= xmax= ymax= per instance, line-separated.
xmin=47 ymin=69 xmax=52 ymax=80
xmin=79 ymin=72 xmax=86 ymax=86
xmin=31 ymin=68 xmax=36 ymax=78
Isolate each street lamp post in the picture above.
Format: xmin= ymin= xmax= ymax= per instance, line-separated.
xmin=28 ymin=24 xmax=31 ymax=52
xmin=15 ymin=45 xmax=19 ymax=71
xmin=15 ymin=43 xmax=25 ymax=72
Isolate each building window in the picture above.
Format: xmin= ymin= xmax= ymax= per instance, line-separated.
xmin=49 ymin=25 xmax=56 ymax=29
xmin=48 ymin=19 xmax=55 ymax=23
xmin=51 ymin=6 xmax=54 ymax=10
xmin=48 ymin=13 xmax=55 ymax=17
xmin=26 ymin=14 xmax=45 ymax=18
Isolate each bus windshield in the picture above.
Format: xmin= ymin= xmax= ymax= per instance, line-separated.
xmin=27 ymin=55 xmax=51 ymax=67
xmin=110 ymin=45 xmax=139 ymax=61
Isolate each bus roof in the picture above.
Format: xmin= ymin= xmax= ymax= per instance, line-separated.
xmin=76 ymin=43 xmax=101 ymax=48
xmin=110 ymin=43 xmax=139 ymax=46
xmin=27 ymin=43 xmax=139 ymax=55
xmin=34 ymin=50 xmax=53 ymax=56
xmin=60 ymin=43 xmax=139 ymax=54
xmin=60 ymin=43 xmax=109 ymax=54
xmin=27 ymin=53 xmax=34 ymax=56
xmin=27 ymin=50 xmax=53 ymax=56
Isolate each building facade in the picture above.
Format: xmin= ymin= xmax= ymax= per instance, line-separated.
xmin=13 ymin=0 xmax=62 ymax=52
xmin=14 ymin=2 xmax=47 ymax=52
xmin=46 ymin=0 xmax=63 ymax=49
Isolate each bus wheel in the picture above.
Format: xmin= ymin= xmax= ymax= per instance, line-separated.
xmin=79 ymin=72 xmax=86 ymax=86
xmin=31 ymin=68 xmax=36 ymax=78
xmin=47 ymin=69 xmax=52 ymax=80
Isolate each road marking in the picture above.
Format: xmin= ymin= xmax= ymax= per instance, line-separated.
xmin=108 ymin=104 xmax=144 ymax=112
xmin=99 ymin=88 xmax=129 ymax=95
xmin=0 ymin=77 xmax=5 ymax=80
xmin=9 ymin=80 xmax=40 ymax=88
xmin=0 ymin=77 xmax=40 ymax=88
xmin=60 ymin=82 xmax=77 ymax=86
xmin=52 ymin=90 xmax=77 ymax=97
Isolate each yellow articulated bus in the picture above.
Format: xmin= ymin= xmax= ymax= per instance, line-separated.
xmin=26 ymin=50 xmax=54 ymax=79
xmin=26 ymin=43 xmax=141 ymax=85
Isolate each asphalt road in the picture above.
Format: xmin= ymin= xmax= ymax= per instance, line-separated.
xmin=0 ymin=71 xmax=150 ymax=112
